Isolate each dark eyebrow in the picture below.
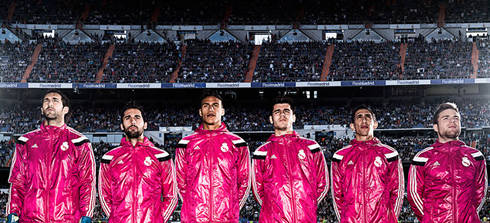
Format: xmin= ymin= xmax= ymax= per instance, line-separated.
xmin=357 ymin=113 xmax=372 ymax=117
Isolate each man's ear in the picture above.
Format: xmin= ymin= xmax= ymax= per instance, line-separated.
xmin=144 ymin=122 xmax=148 ymax=130
xmin=269 ymin=116 xmax=273 ymax=124
xmin=350 ymin=123 xmax=355 ymax=131
xmin=373 ymin=121 xmax=378 ymax=130
xmin=433 ymin=123 xmax=438 ymax=133
xmin=120 ymin=123 xmax=124 ymax=131
xmin=62 ymin=106 xmax=69 ymax=115
xmin=199 ymin=109 xmax=202 ymax=117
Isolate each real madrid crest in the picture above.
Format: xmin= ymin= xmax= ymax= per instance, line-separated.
xmin=298 ymin=149 xmax=306 ymax=160
xmin=462 ymin=157 xmax=471 ymax=167
xmin=60 ymin=141 xmax=69 ymax=151
xmin=144 ymin=156 xmax=152 ymax=166
xmin=374 ymin=156 xmax=382 ymax=167
xmin=221 ymin=143 xmax=229 ymax=152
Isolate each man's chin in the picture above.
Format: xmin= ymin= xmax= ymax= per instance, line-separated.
xmin=125 ymin=130 xmax=142 ymax=138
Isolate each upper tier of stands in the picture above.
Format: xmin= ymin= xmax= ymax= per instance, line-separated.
xmin=3 ymin=0 xmax=487 ymax=25
xmin=0 ymin=37 xmax=486 ymax=83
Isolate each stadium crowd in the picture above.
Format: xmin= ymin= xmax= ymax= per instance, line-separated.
xmin=28 ymin=38 xmax=107 ymax=83
xmin=404 ymin=39 xmax=473 ymax=79
xmin=0 ymin=37 xmax=483 ymax=83
xmin=0 ymin=41 xmax=34 ymax=82
xmin=253 ymin=41 xmax=326 ymax=82
xmin=6 ymin=0 xmax=474 ymax=26
xmin=178 ymin=40 xmax=253 ymax=82
xmin=1 ymin=98 xmax=489 ymax=134
xmin=103 ymin=41 xmax=179 ymax=83
xmin=328 ymin=41 xmax=401 ymax=81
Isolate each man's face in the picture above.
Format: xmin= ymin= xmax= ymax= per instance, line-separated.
xmin=41 ymin=92 xmax=68 ymax=122
xmin=120 ymin=108 xmax=147 ymax=139
xmin=270 ymin=103 xmax=295 ymax=132
xmin=199 ymin=96 xmax=224 ymax=127
xmin=350 ymin=109 xmax=378 ymax=140
xmin=433 ymin=109 xmax=461 ymax=141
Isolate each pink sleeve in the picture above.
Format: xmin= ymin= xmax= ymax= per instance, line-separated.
xmin=330 ymin=158 xmax=343 ymax=221
xmin=236 ymin=142 xmax=251 ymax=209
xmin=77 ymin=142 xmax=96 ymax=217
xmin=7 ymin=143 xmax=27 ymax=216
xmin=407 ymin=164 xmax=425 ymax=221
xmin=159 ymin=153 xmax=178 ymax=222
xmin=98 ymin=155 xmax=113 ymax=218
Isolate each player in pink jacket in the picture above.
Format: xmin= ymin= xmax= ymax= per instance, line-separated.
xmin=331 ymin=105 xmax=404 ymax=223
xmin=175 ymin=90 xmax=250 ymax=222
xmin=98 ymin=101 xmax=178 ymax=223
xmin=407 ymin=102 xmax=487 ymax=223
xmin=7 ymin=89 xmax=95 ymax=223
xmin=252 ymin=96 xmax=329 ymax=222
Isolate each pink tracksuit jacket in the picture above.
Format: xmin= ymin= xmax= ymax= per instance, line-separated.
xmin=175 ymin=123 xmax=250 ymax=223
xmin=252 ymin=132 xmax=329 ymax=223
xmin=407 ymin=140 xmax=487 ymax=223
xmin=8 ymin=122 xmax=96 ymax=222
xmin=98 ymin=137 xmax=178 ymax=223
xmin=331 ymin=137 xmax=404 ymax=223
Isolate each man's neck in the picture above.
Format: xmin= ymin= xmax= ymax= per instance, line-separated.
xmin=355 ymin=135 xmax=373 ymax=142
xmin=203 ymin=122 xmax=221 ymax=130
xmin=127 ymin=137 xmax=144 ymax=147
xmin=44 ymin=119 xmax=64 ymax=127
xmin=274 ymin=129 xmax=294 ymax=136
xmin=438 ymin=137 xmax=459 ymax=144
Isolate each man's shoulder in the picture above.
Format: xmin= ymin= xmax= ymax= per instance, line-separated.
xmin=65 ymin=126 xmax=91 ymax=146
xmin=100 ymin=146 xmax=124 ymax=164
xmin=16 ymin=128 xmax=42 ymax=144
xmin=333 ymin=144 xmax=354 ymax=156
xmin=177 ymin=133 xmax=199 ymax=148
xmin=374 ymin=142 xmax=399 ymax=156
xmin=222 ymin=132 xmax=248 ymax=147
xmin=459 ymin=145 xmax=485 ymax=161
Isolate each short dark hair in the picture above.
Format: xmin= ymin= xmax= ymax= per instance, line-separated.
xmin=351 ymin=105 xmax=376 ymax=123
xmin=433 ymin=102 xmax=459 ymax=124
xmin=271 ymin=96 xmax=295 ymax=113
xmin=200 ymin=89 xmax=223 ymax=106
xmin=121 ymin=101 xmax=146 ymax=123
xmin=43 ymin=89 xmax=71 ymax=121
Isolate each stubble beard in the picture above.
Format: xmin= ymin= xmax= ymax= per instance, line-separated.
xmin=125 ymin=128 xmax=143 ymax=139
xmin=439 ymin=129 xmax=460 ymax=141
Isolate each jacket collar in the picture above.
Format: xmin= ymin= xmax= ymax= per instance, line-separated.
xmin=40 ymin=121 xmax=67 ymax=134
xmin=349 ymin=137 xmax=380 ymax=149
xmin=432 ymin=139 xmax=465 ymax=151
xmin=196 ymin=122 xmax=228 ymax=134
xmin=120 ymin=136 xmax=154 ymax=148
xmin=267 ymin=131 xmax=300 ymax=142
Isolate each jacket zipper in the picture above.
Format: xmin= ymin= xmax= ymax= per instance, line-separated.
xmin=451 ymin=151 xmax=458 ymax=223
xmin=285 ymin=139 xmax=297 ymax=222
xmin=209 ymin=134 xmax=214 ymax=222
xmin=362 ymin=150 xmax=367 ymax=223
xmin=46 ymin=133 xmax=52 ymax=221
xmin=132 ymin=146 xmax=137 ymax=223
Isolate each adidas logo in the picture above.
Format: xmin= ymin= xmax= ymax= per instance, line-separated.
xmin=32 ymin=144 xmax=38 ymax=148
xmin=433 ymin=161 xmax=440 ymax=166
xmin=271 ymin=155 xmax=277 ymax=159
xmin=194 ymin=146 xmax=200 ymax=150
xmin=118 ymin=160 xmax=124 ymax=164
xmin=348 ymin=160 xmax=354 ymax=165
